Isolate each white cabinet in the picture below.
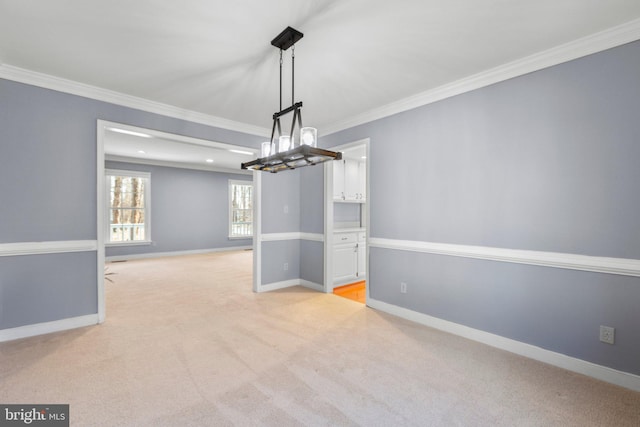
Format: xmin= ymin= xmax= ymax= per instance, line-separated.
xmin=333 ymin=231 xmax=366 ymax=285
xmin=333 ymin=243 xmax=358 ymax=284
xmin=344 ymin=159 xmax=360 ymax=200
xmin=333 ymin=159 xmax=366 ymax=202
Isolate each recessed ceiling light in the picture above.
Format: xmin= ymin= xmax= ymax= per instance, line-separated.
xmin=138 ymin=150 xmax=146 ymax=154
xmin=206 ymin=159 xmax=214 ymax=163
xmin=107 ymin=127 xmax=153 ymax=138
xmin=229 ymin=149 xmax=254 ymax=155
xmin=361 ymin=156 xmax=367 ymax=159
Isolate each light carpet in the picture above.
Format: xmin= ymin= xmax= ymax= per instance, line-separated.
xmin=1 ymin=251 xmax=639 ymax=426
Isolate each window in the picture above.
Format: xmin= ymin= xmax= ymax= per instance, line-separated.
xmin=106 ymin=169 xmax=151 ymax=244
xmin=229 ymin=180 xmax=253 ymax=238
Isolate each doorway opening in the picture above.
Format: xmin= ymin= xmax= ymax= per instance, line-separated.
xmin=333 ymin=281 xmax=366 ymax=303
xmin=96 ymin=120 xmax=258 ymax=322
xmin=324 ymin=139 xmax=370 ymax=304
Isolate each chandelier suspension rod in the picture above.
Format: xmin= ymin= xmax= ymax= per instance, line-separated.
xmin=279 ymin=49 xmax=283 ymax=112
xmin=292 ymin=44 xmax=295 ymax=106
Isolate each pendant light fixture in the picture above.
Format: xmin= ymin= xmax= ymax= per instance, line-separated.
xmin=242 ymin=27 xmax=342 ymax=172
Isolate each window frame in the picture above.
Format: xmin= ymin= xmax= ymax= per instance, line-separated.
xmin=229 ymin=179 xmax=253 ymax=239
xmin=105 ymin=169 xmax=152 ymax=246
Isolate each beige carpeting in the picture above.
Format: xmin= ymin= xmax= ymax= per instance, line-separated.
xmin=1 ymin=251 xmax=639 ymax=426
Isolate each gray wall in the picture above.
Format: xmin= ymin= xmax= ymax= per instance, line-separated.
xmin=0 ymin=77 xmax=262 ymax=330
xmin=259 ymin=166 xmax=325 ymax=287
xmin=300 ymin=165 xmax=324 ymax=234
xmin=260 ymin=169 xmax=301 ymax=285
xmin=334 ymin=203 xmax=361 ymax=224
xmin=261 ymin=240 xmax=301 ymax=284
xmin=0 ymin=252 xmax=97 ymax=329
xmin=300 ymin=240 xmax=323 ymax=285
xmin=300 ymin=166 xmax=325 ymax=286
xmin=105 ymin=161 xmax=251 ymax=258
xmin=261 ymin=170 xmax=301 ymax=234
xmin=321 ymin=40 xmax=640 ymax=375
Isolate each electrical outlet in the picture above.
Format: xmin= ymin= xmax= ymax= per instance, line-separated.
xmin=600 ymin=325 xmax=615 ymax=345
xmin=283 ymin=263 xmax=288 ymax=271
xmin=400 ymin=282 xmax=407 ymax=294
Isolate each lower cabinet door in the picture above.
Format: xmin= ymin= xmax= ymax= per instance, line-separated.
xmin=333 ymin=244 xmax=358 ymax=283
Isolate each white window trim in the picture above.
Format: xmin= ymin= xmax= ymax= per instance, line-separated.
xmin=105 ymin=169 xmax=152 ymax=246
xmin=229 ymin=179 xmax=253 ymax=239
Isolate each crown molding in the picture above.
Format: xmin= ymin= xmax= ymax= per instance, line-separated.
xmin=3 ymin=18 xmax=640 ymax=138
xmin=323 ymin=17 xmax=640 ymax=135
xmin=0 ymin=64 xmax=269 ymax=137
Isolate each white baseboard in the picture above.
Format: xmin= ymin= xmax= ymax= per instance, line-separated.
xmin=106 ymin=245 xmax=252 ymax=262
xmin=259 ymin=279 xmax=324 ymax=293
xmin=367 ymin=298 xmax=640 ymax=392
xmin=258 ymin=279 xmax=301 ymax=292
xmin=299 ymin=280 xmax=324 ymax=292
xmin=0 ymin=314 xmax=99 ymax=343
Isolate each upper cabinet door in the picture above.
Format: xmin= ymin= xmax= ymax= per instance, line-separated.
xmin=344 ymin=159 xmax=360 ymax=201
xmin=358 ymin=161 xmax=366 ymax=202
xmin=333 ymin=158 xmax=366 ymax=203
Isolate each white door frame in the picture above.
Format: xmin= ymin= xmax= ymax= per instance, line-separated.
xmin=324 ymin=138 xmax=370 ymax=297
xmin=96 ymin=120 xmax=259 ymax=322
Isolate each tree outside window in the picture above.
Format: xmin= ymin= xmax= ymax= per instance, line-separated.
xmin=106 ymin=170 xmax=150 ymax=243
xmin=229 ymin=180 xmax=253 ymax=238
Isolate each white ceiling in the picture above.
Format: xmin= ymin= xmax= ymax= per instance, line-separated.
xmin=102 ymin=124 xmax=258 ymax=172
xmin=3 ymin=0 xmax=640 ymax=167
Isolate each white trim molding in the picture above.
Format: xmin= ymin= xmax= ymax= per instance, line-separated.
xmin=258 ymin=279 xmax=323 ymax=293
xmin=106 ymin=246 xmax=252 ymax=262
xmin=367 ymin=299 xmax=640 ymax=392
xmin=97 ymin=121 xmax=106 ymax=323
xmin=260 ymin=232 xmax=324 ymax=242
xmin=0 ymin=240 xmax=98 ymax=257
xmin=0 ymin=65 xmax=269 ymax=137
xmin=3 ymin=19 xmax=640 ymax=139
xmin=369 ymin=238 xmax=640 ymax=278
xmin=258 ymin=279 xmax=302 ymax=293
xmin=0 ymin=314 xmax=99 ymax=343
xmin=300 ymin=233 xmax=324 ymax=242
xmin=253 ymin=171 xmax=262 ymax=293
xmin=323 ymin=18 xmax=640 ymax=135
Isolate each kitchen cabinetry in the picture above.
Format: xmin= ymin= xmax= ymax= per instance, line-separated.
xmin=333 ymin=231 xmax=366 ymax=285
xmin=333 ymin=159 xmax=365 ymax=202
